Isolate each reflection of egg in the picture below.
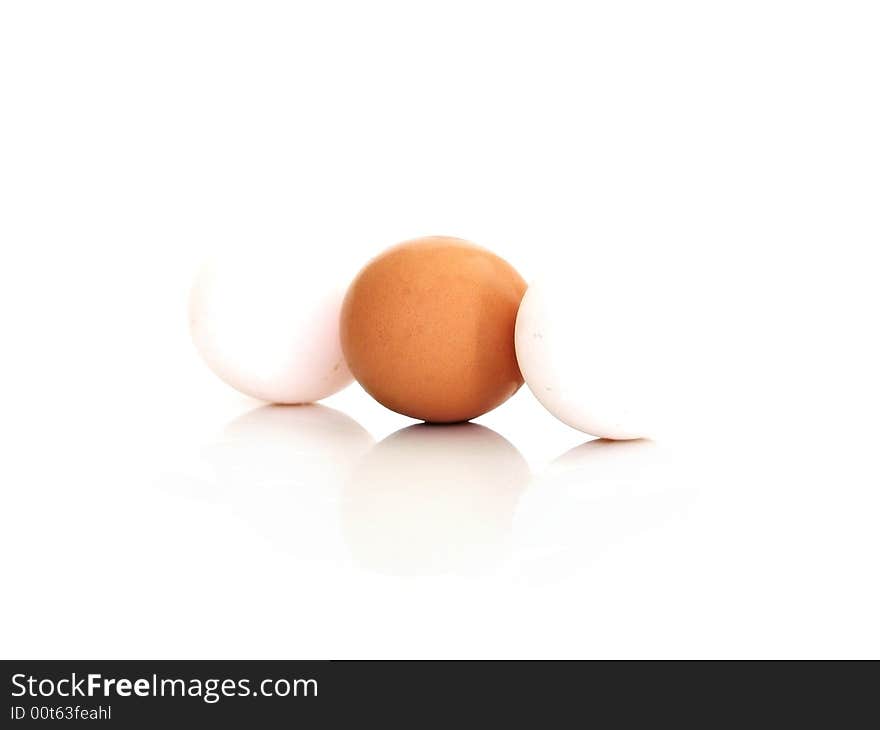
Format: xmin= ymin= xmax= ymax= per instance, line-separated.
xmin=205 ymin=404 xmax=374 ymax=558
xmin=190 ymin=249 xmax=353 ymax=403
xmin=342 ymin=424 xmax=529 ymax=576
xmin=514 ymin=439 xmax=688 ymax=582
xmin=340 ymin=236 xmax=527 ymax=423
xmin=515 ymin=271 xmax=666 ymax=439
xmin=212 ymin=404 xmax=374 ymax=489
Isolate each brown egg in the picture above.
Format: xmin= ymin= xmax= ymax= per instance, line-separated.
xmin=340 ymin=236 xmax=527 ymax=423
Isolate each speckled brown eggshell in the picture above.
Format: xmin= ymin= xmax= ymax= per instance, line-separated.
xmin=340 ymin=236 xmax=527 ymax=423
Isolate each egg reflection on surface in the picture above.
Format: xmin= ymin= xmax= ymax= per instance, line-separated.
xmin=202 ymin=404 xmax=374 ymax=557
xmin=514 ymin=438 xmax=692 ymax=583
xmin=342 ymin=424 xmax=529 ymax=576
xmin=212 ymin=404 xmax=374 ymax=489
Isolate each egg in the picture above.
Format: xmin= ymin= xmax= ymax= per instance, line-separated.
xmin=190 ymin=248 xmax=353 ymax=403
xmin=340 ymin=236 xmax=527 ymax=423
xmin=515 ymin=270 xmax=664 ymax=440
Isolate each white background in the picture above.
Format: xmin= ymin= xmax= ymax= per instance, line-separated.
xmin=2 ymin=1 xmax=878 ymax=658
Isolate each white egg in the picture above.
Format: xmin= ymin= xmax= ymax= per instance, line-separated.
xmin=189 ymin=248 xmax=353 ymax=403
xmin=515 ymin=267 xmax=669 ymax=440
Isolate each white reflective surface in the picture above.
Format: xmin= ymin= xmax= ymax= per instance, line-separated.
xmin=2 ymin=1 xmax=879 ymax=660
xmin=3 ymin=370 xmax=879 ymax=659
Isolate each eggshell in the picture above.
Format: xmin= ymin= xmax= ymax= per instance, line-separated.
xmin=190 ymin=249 xmax=353 ymax=403
xmin=515 ymin=271 xmax=663 ymax=440
xmin=340 ymin=236 xmax=527 ymax=423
